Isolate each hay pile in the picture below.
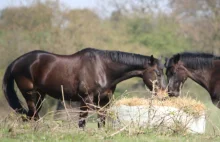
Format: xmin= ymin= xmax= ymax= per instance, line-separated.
xmin=114 ymin=96 xmax=205 ymax=116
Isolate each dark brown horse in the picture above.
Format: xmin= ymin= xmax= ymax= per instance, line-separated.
xmin=165 ymin=52 xmax=220 ymax=108
xmin=2 ymin=48 xmax=165 ymax=128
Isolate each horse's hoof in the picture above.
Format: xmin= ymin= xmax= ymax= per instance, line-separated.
xmin=78 ymin=119 xmax=86 ymax=129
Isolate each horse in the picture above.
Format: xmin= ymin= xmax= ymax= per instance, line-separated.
xmin=165 ymin=52 xmax=220 ymax=108
xmin=2 ymin=48 xmax=166 ymax=128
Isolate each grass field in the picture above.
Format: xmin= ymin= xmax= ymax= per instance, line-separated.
xmin=1 ymin=96 xmax=220 ymax=142
xmin=1 ymin=98 xmax=220 ymax=142
xmin=1 ymin=118 xmax=220 ymax=142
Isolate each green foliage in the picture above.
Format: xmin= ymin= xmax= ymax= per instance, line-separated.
xmin=0 ymin=3 xmax=52 ymax=31
xmin=127 ymin=15 xmax=191 ymax=56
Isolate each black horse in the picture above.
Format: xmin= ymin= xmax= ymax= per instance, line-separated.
xmin=165 ymin=52 xmax=220 ymax=108
xmin=2 ymin=48 xmax=165 ymax=128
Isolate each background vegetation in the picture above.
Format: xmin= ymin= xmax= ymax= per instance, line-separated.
xmin=0 ymin=0 xmax=220 ymax=141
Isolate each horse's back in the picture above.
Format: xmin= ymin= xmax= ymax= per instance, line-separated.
xmin=10 ymin=48 xmax=107 ymax=96
xmin=11 ymin=50 xmax=55 ymax=75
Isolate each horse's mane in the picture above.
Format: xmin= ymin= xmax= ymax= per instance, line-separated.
xmin=82 ymin=48 xmax=153 ymax=67
xmin=168 ymin=52 xmax=220 ymax=70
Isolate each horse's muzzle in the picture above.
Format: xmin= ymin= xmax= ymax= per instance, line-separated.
xmin=168 ymin=91 xmax=180 ymax=97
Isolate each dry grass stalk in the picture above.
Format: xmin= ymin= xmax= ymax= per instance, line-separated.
xmin=61 ymin=85 xmax=71 ymax=120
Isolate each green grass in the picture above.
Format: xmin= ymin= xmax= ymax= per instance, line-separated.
xmin=1 ymin=85 xmax=220 ymax=142
xmin=1 ymin=113 xmax=220 ymax=142
xmin=1 ymin=124 xmax=220 ymax=142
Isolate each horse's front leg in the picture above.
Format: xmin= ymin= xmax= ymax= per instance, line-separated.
xmin=78 ymin=94 xmax=94 ymax=128
xmin=97 ymin=86 xmax=115 ymax=128
xmin=210 ymin=86 xmax=220 ymax=108
xmin=211 ymin=93 xmax=220 ymax=108
xmin=97 ymin=99 xmax=109 ymax=128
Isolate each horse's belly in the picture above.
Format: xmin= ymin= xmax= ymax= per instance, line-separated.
xmin=37 ymin=82 xmax=80 ymax=101
xmin=44 ymin=89 xmax=80 ymax=101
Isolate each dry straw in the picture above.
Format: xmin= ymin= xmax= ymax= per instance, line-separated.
xmin=114 ymin=96 xmax=206 ymax=116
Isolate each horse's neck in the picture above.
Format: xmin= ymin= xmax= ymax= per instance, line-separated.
xmin=188 ymin=68 xmax=211 ymax=91
xmin=111 ymin=61 xmax=144 ymax=75
xmin=110 ymin=64 xmax=144 ymax=87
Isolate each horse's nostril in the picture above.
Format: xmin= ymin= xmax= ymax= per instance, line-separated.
xmin=168 ymin=91 xmax=179 ymax=97
xmin=168 ymin=91 xmax=176 ymax=97
xmin=168 ymin=92 xmax=174 ymax=97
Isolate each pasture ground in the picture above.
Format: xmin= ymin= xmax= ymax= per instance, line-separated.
xmin=1 ymin=110 xmax=220 ymax=142
xmin=1 ymin=75 xmax=220 ymax=142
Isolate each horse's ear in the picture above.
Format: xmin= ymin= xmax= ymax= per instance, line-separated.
xmin=164 ymin=57 xmax=168 ymax=67
xmin=174 ymin=54 xmax=180 ymax=64
xmin=149 ymin=55 xmax=155 ymax=65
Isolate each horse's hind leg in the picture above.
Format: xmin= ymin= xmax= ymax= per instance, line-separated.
xmin=23 ymin=90 xmax=46 ymax=120
xmin=15 ymin=76 xmax=44 ymax=120
xmin=20 ymin=90 xmax=37 ymax=120
xmin=34 ymin=90 xmax=46 ymax=118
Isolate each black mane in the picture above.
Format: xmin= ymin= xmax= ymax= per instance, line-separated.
xmin=83 ymin=48 xmax=153 ymax=67
xmin=167 ymin=52 xmax=219 ymax=70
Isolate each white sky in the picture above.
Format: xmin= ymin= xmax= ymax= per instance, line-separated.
xmin=0 ymin=0 xmax=99 ymax=10
xmin=0 ymin=0 xmax=170 ymax=17
xmin=0 ymin=0 xmax=114 ymax=18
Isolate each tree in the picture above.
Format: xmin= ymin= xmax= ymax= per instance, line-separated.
xmin=169 ymin=0 xmax=220 ymax=53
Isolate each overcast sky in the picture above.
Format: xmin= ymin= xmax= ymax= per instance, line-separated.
xmin=0 ymin=0 xmax=115 ymax=18
xmin=0 ymin=0 xmax=100 ymax=10
xmin=0 ymin=0 xmax=170 ymax=17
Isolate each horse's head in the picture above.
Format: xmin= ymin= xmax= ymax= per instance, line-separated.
xmin=165 ymin=54 xmax=188 ymax=97
xmin=142 ymin=55 xmax=166 ymax=93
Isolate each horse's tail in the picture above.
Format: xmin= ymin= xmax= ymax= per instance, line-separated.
xmin=2 ymin=62 xmax=27 ymax=114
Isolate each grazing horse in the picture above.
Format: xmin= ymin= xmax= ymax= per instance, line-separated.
xmin=2 ymin=48 xmax=165 ymax=128
xmin=165 ymin=52 xmax=220 ymax=108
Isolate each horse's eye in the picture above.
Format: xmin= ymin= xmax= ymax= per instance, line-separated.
xmin=168 ymin=71 xmax=175 ymax=76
